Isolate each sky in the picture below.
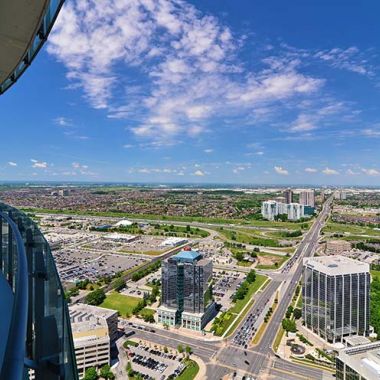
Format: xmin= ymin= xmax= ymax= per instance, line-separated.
xmin=1 ymin=0 xmax=380 ymax=185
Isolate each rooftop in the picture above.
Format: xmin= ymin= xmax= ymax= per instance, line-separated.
xmin=69 ymin=303 xmax=118 ymax=322
xmin=338 ymin=342 xmax=380 ymax=380
xmin=172 ymin=248 xmax=201 ymax=262
xmin=304 ymin=255 xmax=369 ymax=275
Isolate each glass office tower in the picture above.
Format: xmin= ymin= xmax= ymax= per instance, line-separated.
xmin=0 ymin=203 xmax=78 ymax=379
xmin=158 ymin=247 xmax=215 ymax=331
xmin=303 ymin=256 xmax=370 ymax=343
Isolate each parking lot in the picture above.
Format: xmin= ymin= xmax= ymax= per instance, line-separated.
xmin=213 ymin=270 xmax=245 ymax=310
xmin=53 ymin=248 xmax=147 ymax=282
xmin=125 ymin=341 xmax=185 ymax=380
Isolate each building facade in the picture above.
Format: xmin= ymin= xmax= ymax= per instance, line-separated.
xmin=300 ymin=190 xmax=316 ymax=207
xmin=303 ymin=256 xmax=370 ymax=343
xmin=158 ymin=247 xmax=215 ymax=331
xmin=284 ymin=188 xmax=293 ymax=204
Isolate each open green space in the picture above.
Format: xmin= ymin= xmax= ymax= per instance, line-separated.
xmin=23 ymin=207 xmax=245 ymax=225
xmin=150 ymin=223 xmax=209 ymax=238
xmin=323 ymin=221 xmax=380 ymax=238
xmin=217 ymin=227 xmax=281 ymax=247
xmin=176 ymin=359 xmax=199 ymax=380
xmin=256 ymin=252 xmax=289 ymax=270
xmin=100 ymin=292 xmax=140 ymax=316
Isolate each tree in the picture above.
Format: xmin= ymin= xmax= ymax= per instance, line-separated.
xmin=126 ymin=362 xmax=133 ymax=377
xmin=246 ymin=270 xmax=256 ymax=284
xmin=177 ymin=344 xmax=184 ymax=353
xmin=143 ymin=313 xmax=155 ymax=323
xmin=282 ymin=318 xmax=297 ymax=334
xmin=99 ymin=364 xmax=114 ymax=379
xmin=85 ymin=289 xmax=106 ymax=306
xmin=293 ymin=308 xmax=302 ymax=320
xmin=83 ymin=367 xmax=98 ymax=380
xmin=185 ymin=345 xmax=192 ymax=356
xmin=164 ymin=346 xmax=168 ymax=353
xmin=112 ymin=277 xmax=125 ymax=292
xmin=235 ymin=251 xmax=244 ymax=262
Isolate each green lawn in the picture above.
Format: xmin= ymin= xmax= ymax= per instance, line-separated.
xmin=177 ymin=360 xmax=199 ymax=380
xmin=323 ymin=222 xmax=380 ymax=238
xmin=100 ymin=292 xmax=140 ymax=316
xmin=216 ymin=228 xmax=281 ymax=247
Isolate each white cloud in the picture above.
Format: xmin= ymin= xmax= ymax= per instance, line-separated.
xmin=48 ymin=0 xmax=324 ymax=143
xmin=54 ymin=116 xmax=73 ymax=127
xmin=274 ymin=166 xmax=289 ymax=175
xmin=362 ymin=128 xmax=380 ymax=137
xmin=31 ymin=159 xmax=48 ymax=169
xmin=304 ymin=167 xmax=317 ymax=173
xmin=322 ymin=167 xmax=339 ymax=175
xmin=362 ymin=168 xmax=380 ymax=176
xmin=289 ymin=114 xmax=317 ymax=132
xmin=8 ymin=161 xmax=17 ymax=167
xmin=204 ymin=148 xmax=214 ymax=154
xmin=193 ymin=169 xmax=205 ymax=176
xmin=346 ymin=169 xmax=359 ymax=176
xmin=315 ymin=47 xmax=373 ymax=76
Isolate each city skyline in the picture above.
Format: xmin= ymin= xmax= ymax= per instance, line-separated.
xmin=1 ymin=0 xmax=380 ymax=185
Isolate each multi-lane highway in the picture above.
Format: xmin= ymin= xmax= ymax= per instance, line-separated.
xmin=125 ymin=198 xmax=334 ymax=379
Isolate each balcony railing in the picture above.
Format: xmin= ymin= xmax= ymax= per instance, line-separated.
xmin=0 ymin=0 xmax=65 ymax=95
xmin=0 ymin=203 xmax=78 ymax=380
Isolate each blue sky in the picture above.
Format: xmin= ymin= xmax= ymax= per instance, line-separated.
xmin=1 ymin=0 xmax=380 ymax=185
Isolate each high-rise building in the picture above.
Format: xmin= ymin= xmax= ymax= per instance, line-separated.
xmin=69 ymin=304 xmax=118 ymax=377
xmin=300 ymin=189 xmax=315 ymax=207
xmin=284 ymin=188 xmax=293 ymax=204
xmin=303 ymin=256 xmax=370 ymax=343
xmin=0 ymin=203 xmax=78 ymax=379
xmin=261 ymin=200 xmax=310 ymax=221
xmin=158 ymin=247 xmax=216 ymax=331
xmin=261 ymin=200 xmax=279 ymax=220
xmin=336 ymin=341 xmax=380 ymax=380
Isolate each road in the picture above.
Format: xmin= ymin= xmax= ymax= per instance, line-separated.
xmin=126 ymin=197 xmax=333 ymax=379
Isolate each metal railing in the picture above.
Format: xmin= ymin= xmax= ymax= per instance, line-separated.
xmin=0 ymin=203 xmax=78 ymax=379
xmin=0 ymin=0 xmax=65 ymax=95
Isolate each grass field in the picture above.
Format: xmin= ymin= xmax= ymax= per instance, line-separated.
xmin=177 ymin=360 xmax=199 ymax=380
xmin=323 ymin=221 xmax=380 ymax=238
xmin=100 ymin=292 xmax=140 ymax=316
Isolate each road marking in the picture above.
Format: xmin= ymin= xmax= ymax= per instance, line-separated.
xmin=270 ymin=367 xmax=310 ymax=380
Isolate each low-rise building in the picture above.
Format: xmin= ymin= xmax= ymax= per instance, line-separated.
xmin=336 ymin=341 xmax=380 ymax=380
xmin=69 ymin=304 xmax=119 ymax=376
